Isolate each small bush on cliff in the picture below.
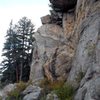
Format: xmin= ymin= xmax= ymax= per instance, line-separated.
xmin=7 ymin=89 xmax=20 ymax=100
xmin=7 ymin=81 xmax=27 ymax=100
xmin=54 ymin=84 xmax=75 ymax=100
xmin=48 ymin=80 xmax=64 ymax=90
xmin=76 ymin=71 xmax=85 ymax=83
xmin=40 ymin=78 xmax=64 ymax=91
xmin=16 ymin=81 xmax=28 ymax=91
xmin=40 ymin=78 xmax=75 ymax=100
xmin=40 ymin=78 xmax=64 ymax=99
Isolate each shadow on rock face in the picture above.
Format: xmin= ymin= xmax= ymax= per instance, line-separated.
xmin=49 ymin=0 xmax=77 ymax=12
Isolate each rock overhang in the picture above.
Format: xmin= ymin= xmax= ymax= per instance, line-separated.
xmin=49 ymin=0 xmax=77 ymax=12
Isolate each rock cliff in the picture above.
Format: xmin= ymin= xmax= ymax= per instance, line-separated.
xmin=29 ymin=0 xmax=100 ymax=100
xmin=0 ymin=0 xmax=99 ymax=100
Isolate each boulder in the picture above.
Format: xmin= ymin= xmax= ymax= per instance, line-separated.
xmin=0 ymin=84 xmax=16 ymax=100
xmin=41 ymin=15 xmax=51 ymax=25
xmin=3 ymin=84 xmax=16 ymax=93
xmin=23 ymin=85 xmax=42 ymax=100
xmin=37 ymin=24 xmax=64 ymax=41
xmin=23 ymin=92 xmax=40 ymax=100
xmin=46 ymin=92 xmax=59 ymax=100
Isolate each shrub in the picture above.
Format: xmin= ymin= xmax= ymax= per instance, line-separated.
xmin=48 ymin=80 xmax=64 ymax=90
xmin=16 ymin=81 xmax=27 ymax=92
xmin=39 ymin=78 xmax=50 ymax=88
xmin=27 ymin=80 xmax=33 ymax=86
xmin=54 ymin=84 xmax=75 ymax=100
xmin=76 ymin=71 xmax=85 ymax=83
xmin=7 ymin=81 xmax=27 ymax=100
xmin=40 ymin=95 xmax=47 ymax=100
xmin=40 ymin=78 xmax=75 ymax=100
xmin=40 ymin=78 xmax=64 ymax=91
xmin=40 ymin=78 xmax=64 ymax=100
xmin=6 ymin=89 xmax=20 ymax=100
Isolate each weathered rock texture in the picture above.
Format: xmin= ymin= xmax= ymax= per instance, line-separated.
xmin=30 ymin=0 xmax=100 ymax=100
xmin=67 ymin=0 xmax=100 ymax=99
xmin=63 ymin=13 xmax=75 ymax=39
xmin=30 ymin=24 xmax=74 ymax=82
xmin=23 ymin=85 xmax=42 ymax=100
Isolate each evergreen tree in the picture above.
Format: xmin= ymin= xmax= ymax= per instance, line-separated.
xmin=1 ymin=21 xmax=19 ymax=83
xmin=1 ymin=17 xmax=35 ymax=83
xmin=16 ymin=17 xmax=35 ymax=81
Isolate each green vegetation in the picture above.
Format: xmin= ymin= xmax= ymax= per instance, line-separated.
xmin=6 ymin=81 xmax=27 ymax=100
xmin=40 ymin=95 xmax=47 ymax=100
xmin=6 ymin=89 xmax=21 ymax=100
xmin=40 ymin=78 xmax=64 ymax=91
xmin=76 ymin=71 xmax=85 ymax=83
xmin=0 ymin=96 xmax=2 ymax=100
xmin=40 ymin=78 xmax=64 ymax=100
xmin=40 ymin=78 xmax=75 ymax=100
xmin=1 ymin=17 xmax=35 ymax=84
xmin=54 ymin=83 xmax=75 ymax=100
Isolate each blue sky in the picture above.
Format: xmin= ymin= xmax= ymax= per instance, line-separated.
xmin=0 ymin=0 xmax=50 ymax=64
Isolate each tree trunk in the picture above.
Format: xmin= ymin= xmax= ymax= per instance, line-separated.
xmin=16 ymin=66 xmax=19 ymax=82
xmin=19 ymin=62 xmax=23 ymax=81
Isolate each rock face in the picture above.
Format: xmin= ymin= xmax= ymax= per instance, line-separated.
xmin=30 ymin=24 xmax=73 ymax=82
xmin=30 ymin=24 xmax=63 ymax=81
xmin=63 ymin=13 xmax=75 ymax=39
xmin=30 ymin=0 xmax=100 ymax=100
xmin=30 ymin=40 xmax=44 ymax=82
xmin=43 ymin=45 xmax=74 ymax=81
xmin=75 ymin=77 xmax=100 ymax=100
xmin=30 ymin=23 xmax=75 ymax=82
xmin=49 ymin=0 xmax=77 ymax=12
xmin=67 ymin=0 xmax=100 ymax=99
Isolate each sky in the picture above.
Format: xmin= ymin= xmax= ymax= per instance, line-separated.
xmin=0 ymin=0 xmax=50 ymax=64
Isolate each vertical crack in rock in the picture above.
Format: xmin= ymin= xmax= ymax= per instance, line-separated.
xmin=49 ymin=48 xmax=59 ymax=80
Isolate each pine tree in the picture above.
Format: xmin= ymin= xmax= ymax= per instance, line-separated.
xmin=1 ymin=21 xmax=19 ymax=83
xmin=16 ymin=17 xmax=35 ymax=81
xmin=1 ymin=17 xmax=35 ymax=83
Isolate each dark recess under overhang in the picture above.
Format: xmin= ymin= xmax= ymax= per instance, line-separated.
xmin=49 ymin=0 xmax=77 ymax=12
